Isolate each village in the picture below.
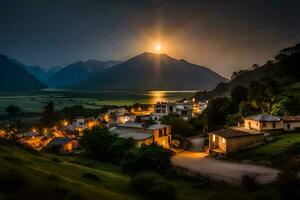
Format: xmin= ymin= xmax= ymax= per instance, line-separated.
xmin=1 ymin=97 xmax=300 ymax=186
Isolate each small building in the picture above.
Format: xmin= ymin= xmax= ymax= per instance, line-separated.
xmin=109 ymin=122 xmax=171 ymax=148
xmin=85 ymin=117 xmax=98 ymax=129
xmin=47 ymin=137 xmax=78 ymax=152
xmin=151 ymin=102 xmax=194 ymax=121
xmin=244 ymin=114 xmax=283 ymax=132
xmin=101 ymin=107 xmax=136 ymax=124
xmin=208 ymin=127 xmax=264 ymax=155
xmin=283 ymin=116 xmax=300 ymax=131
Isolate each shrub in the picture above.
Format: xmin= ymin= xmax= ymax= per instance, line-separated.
xmin=277 ymin=170 xmax=300 ymax=200
xmin=121 ymin=144 xmax=173 ymax=174
xmin=81 ymin=173 xmax=100 ymax=181
xmin=130 ymin=172 xmax=176 ymax=200
xmin=241 ymin=174 xmax=258 ymax=191
xmin=0 ymin=169 xmax=26 ymax=193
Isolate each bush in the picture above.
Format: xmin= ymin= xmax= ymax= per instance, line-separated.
xmin=171 ymin=135 xmax=192 ymax=150
xmin=81 ymin=173 xmax=100 ymax=181
xmin=130 ymin=172 xmax=176 ymax=200
xmin=241 ymin=174 xmax=258 ymax=191
xmin=277 ymin=170 xmax=300 ymax=200
xmin=0 ymin=169 xmax=26 ymax=193
xmin=121 ymin=144 xmax=173 ymax=174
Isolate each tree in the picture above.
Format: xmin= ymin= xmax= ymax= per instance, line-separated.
xmin=40 ymin=101 xmax=58 ymax=127
xmin=230 ymin=85 xmax=248 ymax=108
xmin=81 ymin=126 xmax=135 ymax=163
xmin=81 ymin=126 xmax=117 ymax=161
xmin=252 ymin=64 xmax=259 ymax=69
xmin=161 ymin=113 xmax=193 ymax=137
xmin=271 ymin=95 xmax=300 ymax=116
xmin=201 ymin=97 xmax=235 ymax=130
xmin=248 ymin=81 xmax=269 ymax=113
xmin=239 ymin=101 xmax=259 ymax=117
xmin=5 ymin=105 xmax=21 ymax=117
xmin=121 ymin=144 xmax=173 ymax=174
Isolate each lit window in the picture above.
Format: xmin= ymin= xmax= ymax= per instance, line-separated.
xmin=212 ymin=135 xmax=216 ymax=142
xmin=222 ymin=138 xmax=226 ymax=143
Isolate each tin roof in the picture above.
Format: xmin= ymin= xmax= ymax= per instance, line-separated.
xmin=209 ymin=127 xmax=264 ymax=139
xmin=282 ymin=116 xmax=300 ymax=122
xmin=246 ymin=114 xmax=281 ymax=122
xmin=109 ymin=127 xmax=153 ymax=141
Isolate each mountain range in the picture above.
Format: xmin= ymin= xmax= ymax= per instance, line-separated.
xmin=73 ymin=52 xmax=227 ymax=91
xmin=0 ymin=55 xmax=46 ymax=91
xmin=0 ymin=52 xmax=227 ymax=91
xmin=48 ymin=60 xmax=120 ymax=87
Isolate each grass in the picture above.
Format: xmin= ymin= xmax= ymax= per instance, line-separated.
xmin=229 ymin=133 xmax=300 ymax=168
xmin=0 ymin=140 xmax=281 ymax=200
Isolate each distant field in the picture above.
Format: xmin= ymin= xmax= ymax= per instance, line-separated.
xmin=0 ymin=90 xmax=195 ymax=114
xmin=229 ymin=133 xmax=300 ymax=169
xmin=0 ymin=141 xmax=280 ymax=200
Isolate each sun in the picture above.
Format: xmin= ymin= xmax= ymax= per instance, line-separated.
xmin=154 ymin=44 xmax=162 ymax=53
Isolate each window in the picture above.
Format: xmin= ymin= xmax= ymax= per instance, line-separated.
xmin=164 ymin=127 xmax=167 ymax=135
xmin=169 ymin=106 xmax=173 ymax=112
xmin=262 ymin=122 xmax=266 ymax=127
xmin=212 ymin=135 xmax=216 ymax=142
xmin=287 ymin=124 xmax=290 ymax=129
xmin=222 ymin=138 xmax=226 ymax=144
xmin=159 ymin=129 xmax=163 ymax=137
xmin=272 ymin=122 xmax=276 ymax=128
xmin=156 ymin=109 xmax=161 ymax=113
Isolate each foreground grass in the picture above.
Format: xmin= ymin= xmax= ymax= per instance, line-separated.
xmin=229 ymin=133 xmax=300 ymax=169
xmin=0 ymin=141 xmax=280 ymax=200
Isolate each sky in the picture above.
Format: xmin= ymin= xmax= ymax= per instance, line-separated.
xmin=1 ymin=0 xmax=300 ymax=78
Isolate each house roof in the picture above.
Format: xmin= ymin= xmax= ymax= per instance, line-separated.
xmin=246 ymin=114 xmax=281 ymax=122
xmin=283 ymin=116 xmax=300 ymax=122
xmin=109 ymin=127 xmax=153 ymax=141
xmin=48 ymin=137 xmax=72 ymax=146
xmin=22 ymin=131 xmax=40 ymax=137
xmin=117 ymin=122 xmax=169 ymax=130
xmin=209 ymin=127 xmax=264 ymax=139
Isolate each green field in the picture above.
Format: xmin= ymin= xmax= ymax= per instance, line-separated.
xmin=0 ymin=90 xmax=195 ymax=114
xmin=0 ymin=141 xmax=280 ymax=200
xmin=229 ymin=133 xmax=300 ymax=168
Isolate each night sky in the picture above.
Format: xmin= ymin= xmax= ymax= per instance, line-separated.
xmin=1 ymin=0 xmax=300 ymax=78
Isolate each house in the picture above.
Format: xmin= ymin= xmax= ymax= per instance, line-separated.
xmin=101 ymin=107 xmax=135 ymax=124
xmin=282 ymin=116 xmax=300 ymax=131
xmin=109 ymin=122 xmax=171 ymax=148
xmin=208 ymin=127 xmax=264 ymax=155
xmin=16 ymin=131 xmax=40 ymax=139
xmin=85 ymin=117 xmax=98 ymax=129
xmin=47 ymin=137 xmax=78 ymax=152
xmin=244 ymin=114 xmax=283 ymax=132
xmin=151 ymin=102 xmax=194 ymax=121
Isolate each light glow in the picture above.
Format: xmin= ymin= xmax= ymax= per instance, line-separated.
xmin=154 ymin=44 xmax=161 ymax=53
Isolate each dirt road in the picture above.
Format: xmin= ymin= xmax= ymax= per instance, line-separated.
xmin=172 ymin=151 xmax=279 ymax=185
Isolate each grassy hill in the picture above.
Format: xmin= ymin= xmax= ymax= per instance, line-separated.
xmin=229 ymin=133 xmax=300 ymax=170
xmin=0 ymin=140 xmax=281 ymax=200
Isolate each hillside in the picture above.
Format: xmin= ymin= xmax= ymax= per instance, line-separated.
xmin=195 ymin=42 xmax=300 ymax=99
xmin=0 ymin=140 xmax=280 ymax=200
xmin=0 ymin=55 xmax=46 ymax=91
xmin=48 ymin=60 xmax=120 ymax=87
xmin=74 ymin=53 xmax=227 ymax=91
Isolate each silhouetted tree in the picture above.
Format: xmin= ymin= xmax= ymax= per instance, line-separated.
xmin=5 ymin=105 xmax=21 ymax=117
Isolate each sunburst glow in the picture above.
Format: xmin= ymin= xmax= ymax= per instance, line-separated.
xmin=155 ymin=44 xmax=162 ymax=53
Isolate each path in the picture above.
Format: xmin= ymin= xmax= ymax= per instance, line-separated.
xmin=172 ymin=151 xmax=279 ymax=185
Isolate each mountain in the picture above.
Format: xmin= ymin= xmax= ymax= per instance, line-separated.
xmin=24 ymin=65 xmax=48 ymax=83
xmin=73 ymin=52 xmax=227 ymax=91
xmin=48 ymin=60 xmax=120 ymax=87
xmin=0 ymin=55 xmax=46 ymax=91
xmin=195 ymin=42 xmax=300 ymax=99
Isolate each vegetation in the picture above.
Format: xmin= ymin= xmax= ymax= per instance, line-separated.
xmin=5 ymin=105 xmax=21 ymax=117
xmin=229 ymin=133 xmax=300 ymax=170
xmin=161 ymin=113 xmax=194 ymax=136
xmin=121 ymin=144 xmax=173 ymax=174
xmin=129 ymin=172 xmax=176 ymax=200
xmin=81 ymin=126 xmax=135 ymax=164
xmin=0 ymin=139 xmax=283 ymax=200
xmin=276 ymin=170 xmax=300 ymax=200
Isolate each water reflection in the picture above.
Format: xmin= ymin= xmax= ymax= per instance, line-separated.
xmin=148 ymin=91 xmax=166 ymax=104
